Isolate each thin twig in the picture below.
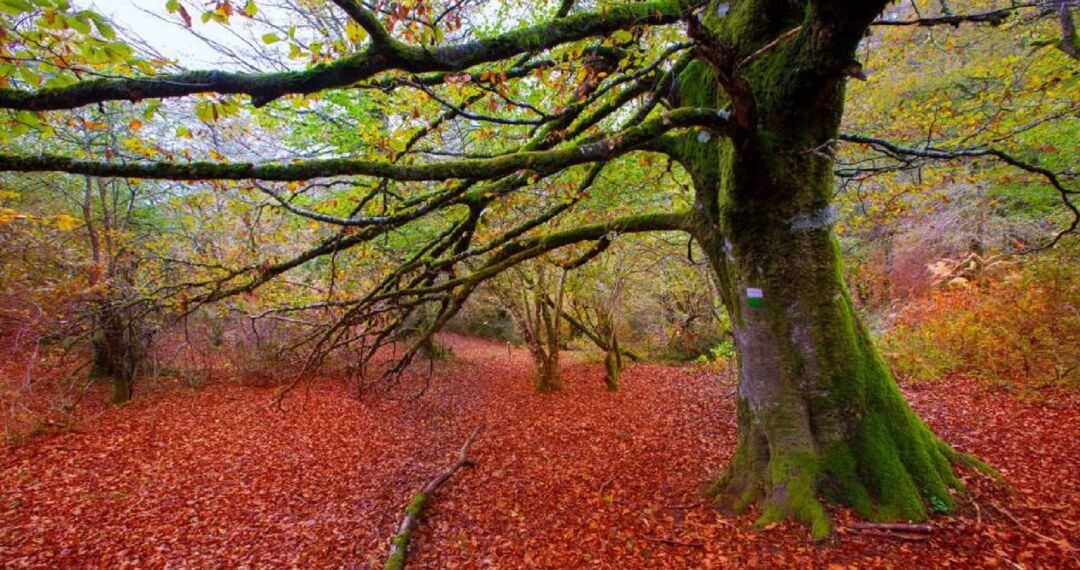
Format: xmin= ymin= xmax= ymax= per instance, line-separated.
xmin=639 ymin=535 xmax=705 ymax=548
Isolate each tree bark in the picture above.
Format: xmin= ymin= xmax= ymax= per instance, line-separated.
xmin=90 ymin=307 xmax=136 ymax=404
xmin=671 ymin=0 xmax=984 ymax=538
xmin=699 ymin=217 xmax=965 ymax=538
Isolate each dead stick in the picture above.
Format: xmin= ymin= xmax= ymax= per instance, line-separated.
xmin=598 ymin=467 xmax=621 ymax=495
xmin=849 ymin=522 xmax=933 ymax=533
xmin=989 ymin=500 xmax=1078 ymax=552
xmin=384 ymin=425 xmax=483 ymax=570
xmin=848 ymin=528 xmax=928 ymax=541
xmin=661 ymin=501 xmax=704 ymax=510
xmin=640 ymin=535 xmax=705 ymax=548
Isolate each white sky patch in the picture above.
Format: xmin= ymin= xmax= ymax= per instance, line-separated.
xmin=87 ymin=0 xmax=283 ymax=69
xmin=88 ymin=0 xmax=215 ymax=65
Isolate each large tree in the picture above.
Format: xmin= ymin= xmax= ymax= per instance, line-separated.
xmin=1 ymin=0 xmax=1076 ymax=536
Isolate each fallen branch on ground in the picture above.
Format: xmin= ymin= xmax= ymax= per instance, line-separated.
xmin=847 ymin=528 xmax=929 ymax=541
xmin=384 ymin=425 xmax=483 ymax=570
xmin=989 ymin=499 xmax=1078 ymax=552
xmin=848 ymin=522 xmax=933 ymax=533
xmin=639 ymin=535 xmax=705 ymax=548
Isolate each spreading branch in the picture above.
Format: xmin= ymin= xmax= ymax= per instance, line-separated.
xmin=0 ymin=107 xmax=732 ymax=182
xmin=0 ymin=0 xmax=700 ymax=110
xmin=839 ymin=133 xmax=1079 ymax=247
xmin=872 ymin=4 xmax=1038 ymax=27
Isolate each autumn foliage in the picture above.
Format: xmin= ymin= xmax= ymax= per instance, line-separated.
xmin=1 ymin=0 xmax=1079 ymax=566
xmin=884 ymin=246 xmax=1080 ymax=391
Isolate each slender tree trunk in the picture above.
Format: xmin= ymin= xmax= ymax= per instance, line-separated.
xmin=503 ymin=264 xmax=566 ymax=393
xmin=602 ymin=345 xmax=620 ymax=391
xmin=600 ymin=311 xmax=621 ymax=392
xmin=534 ymin=266 xmax=566 ymax=393
xmin=91 ymin=307 xmax=136 ymax=404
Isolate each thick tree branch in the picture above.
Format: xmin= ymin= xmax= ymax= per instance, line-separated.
xmin=0 ymin=107 xmax=732 ymax=182
xmin=328 ymin=0 xmax=394 ymax=45
xmin=384 ymin=425 xmax=483 ymax=570
xmin=0 ymin=0 xmax=700 ymax=110
xmin=872 ymin=4 xmax=1038 ymax=27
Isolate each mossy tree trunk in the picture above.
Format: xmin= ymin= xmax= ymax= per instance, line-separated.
xmin=500 ymin=262 xmax=567 ymax=393
xmin=90 ymin=303 xmax=138 ymax=404
xmin=599 ymin=309 xmax=622 ymax=392
xmin=666 ymin=0 xmax=972 ymax=538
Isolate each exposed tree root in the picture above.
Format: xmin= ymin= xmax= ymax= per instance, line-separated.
xmin=706 ymin=385 xmax=991 ymax=540
xmin=383 ymin=425 xmax=483 ymax=570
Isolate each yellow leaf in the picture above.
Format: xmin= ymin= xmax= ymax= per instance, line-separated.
xmin=51 ymin=214 xmax=80 ymax=231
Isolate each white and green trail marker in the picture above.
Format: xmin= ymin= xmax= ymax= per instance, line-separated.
xmin=746 ymin=288 xmax=764 ymax=309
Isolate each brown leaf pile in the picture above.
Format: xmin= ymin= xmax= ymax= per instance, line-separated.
xmin=2 ymin=335 xmax=1077 ymax=568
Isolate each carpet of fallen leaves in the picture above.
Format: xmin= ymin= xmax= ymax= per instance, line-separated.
xmin=2 ymin=334 xmax=1078 ymax=568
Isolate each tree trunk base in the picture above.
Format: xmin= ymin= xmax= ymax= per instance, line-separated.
xmin=533 ymin=365 xmax=563 ymax=393
xmin=111 ymin=377 xmax=133 ymax=405
xmin=707 ymin=380 xmax=992 ymax=539
xmin=603 ymin=349 xmax=620 ymax=392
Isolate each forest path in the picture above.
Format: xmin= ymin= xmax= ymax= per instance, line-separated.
xmin=1 ymin=334 xmax=1077 ymax=568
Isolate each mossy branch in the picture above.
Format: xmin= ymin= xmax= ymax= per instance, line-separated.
xmin=0 ymin=0 xmax=700 ymax=111
xmin=0 ymin=107 xmax=732 ymax=182
xmin=384 ymin=425 xmax=483 ymax=570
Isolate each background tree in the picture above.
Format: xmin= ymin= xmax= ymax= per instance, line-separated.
xmin=560 ymin=238 xmax=633 ymax=391
xmin=492 ymin=259 xmax=568 ymax=393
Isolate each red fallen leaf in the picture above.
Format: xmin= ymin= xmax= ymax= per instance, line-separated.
xmin=2 ymin=335 xmax=1078 ymax=567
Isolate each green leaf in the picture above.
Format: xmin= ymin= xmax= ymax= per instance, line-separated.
xmin=65 ymin=14 xmax=90 ymax=34
xmin=44 ymin=74 xmax=78 ymax=88
xmin=195 ymin=101 xmax=214 ymax=123
xmin=261 ymin=32 xmax=279 ymax=44
xmin=0 ymin=0 xmax=35 ymax=15
xmin=93 ymin=19 xmax=117 ymax=39
xmin=243 ymin=0 xmax=256 ymax=17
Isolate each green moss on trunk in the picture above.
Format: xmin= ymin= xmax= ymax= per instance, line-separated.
xmin=675 ymin=0 xmax=987 ymax=539
xmin=603 ymin=349 xmax=621 ymax=392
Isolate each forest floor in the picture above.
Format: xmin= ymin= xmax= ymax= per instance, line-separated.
xmin=1 ymin=334 xmax=1078 ymax=568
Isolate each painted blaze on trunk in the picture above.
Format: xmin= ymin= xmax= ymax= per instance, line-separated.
xmin=673 ymin=0 xmax=990 ymax=538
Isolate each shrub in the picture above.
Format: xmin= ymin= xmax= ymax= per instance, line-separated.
xmin=883 ymin=246 xmax=1079 ymax=390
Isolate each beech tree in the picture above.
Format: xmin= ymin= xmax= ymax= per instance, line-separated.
xmin=495 ymin=260 xmax=569 ymax=393
xmin=1 ymin=0 xmax=1076 ymax=537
